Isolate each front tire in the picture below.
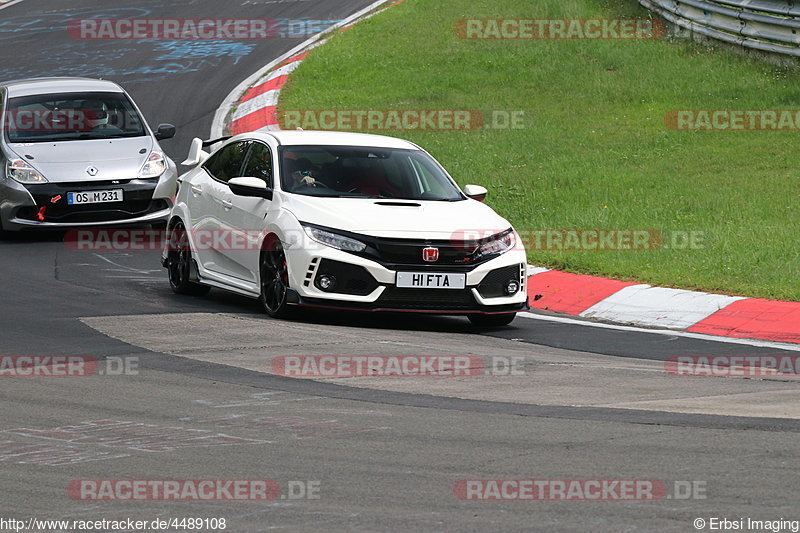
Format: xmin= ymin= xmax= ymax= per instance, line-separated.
xmin=468 ymin=313 xmax=516 ymax=328
xmin=259 ymin=239 xmax=293 ymax=318
xmin=166 ymin=221 xmax=210 ymax=296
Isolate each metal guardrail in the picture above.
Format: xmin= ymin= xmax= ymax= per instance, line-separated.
xmin=639 ymin=0 xmax=800 ymax=56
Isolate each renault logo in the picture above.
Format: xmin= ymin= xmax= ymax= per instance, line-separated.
xmin=86 ymin=166 xmax=98 ymax=176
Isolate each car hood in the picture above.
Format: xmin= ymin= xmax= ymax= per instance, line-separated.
xmin=7 ymin=137 xmax=154 ymax=183
xmin=281 ymin=194 xmax=513 ymax=240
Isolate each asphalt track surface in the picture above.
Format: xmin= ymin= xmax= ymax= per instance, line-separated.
xmin=2 ymin=2 xmax=800 ymax=532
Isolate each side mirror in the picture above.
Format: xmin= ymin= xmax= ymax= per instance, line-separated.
xmin=181 ymin=137 xmax=209 ymax=166
xmin=229 ymin=176 xmax=273 ymax=200
xmin=464 ymin=184 xmax=488 ymax=202
xmin=154 ymin=123 xmax=176 ymax=141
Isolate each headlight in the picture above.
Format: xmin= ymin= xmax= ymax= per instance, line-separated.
xmin=303 ymin=225 xmax=367 ymax=252
xmin=138 ymin=150 xmax=167 ymax=179
xmin=6 ymin=158 xmax=47 ymax=184
xmin=476 ymin=229 xmax=516 ymax=258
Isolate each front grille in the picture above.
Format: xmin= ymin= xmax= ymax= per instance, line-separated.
xmin=369 ymin=238 xmax=477 ymax=266
xmin=52 ymin=179 xmax=145 ymax=188
xmin=378 ymin=287 xmax=476 ymax=310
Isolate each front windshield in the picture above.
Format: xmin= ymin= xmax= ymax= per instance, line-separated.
xmin=279 ymin=145 xmax=465 ymax=201
xmin=3 ymin=91 xmax=147 ymax=143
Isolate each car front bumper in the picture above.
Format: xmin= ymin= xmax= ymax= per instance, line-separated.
xmin=284 ymin=239 xmax=529 ymax=315
xmin=0 ymin=174 xmax=175 ymax=231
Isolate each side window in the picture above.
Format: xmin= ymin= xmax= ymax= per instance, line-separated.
xmin=202 ymin=141 xmax=249 ymax=183
xmin=241 ymin=141 xmax=273 ymax=187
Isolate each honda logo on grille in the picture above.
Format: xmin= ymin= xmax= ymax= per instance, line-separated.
xmin=422 ymin=247 xmax=439 ymax=262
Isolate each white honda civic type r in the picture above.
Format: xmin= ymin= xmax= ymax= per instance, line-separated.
xmin=162 ymin=130 xmax=528 ymax=326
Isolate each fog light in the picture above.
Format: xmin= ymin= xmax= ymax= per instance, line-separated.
xmin=317 ymin=275 xmax=336 ymax=291
xmin=505 ymin=279 xmax=520 ymax=295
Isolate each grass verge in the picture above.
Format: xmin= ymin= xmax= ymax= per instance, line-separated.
xmin=280 ymin=0 xmax=800 ymax=301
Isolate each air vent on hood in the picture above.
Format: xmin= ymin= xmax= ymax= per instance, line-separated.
xmin=374 ymin=202 xmax=421 ymax=207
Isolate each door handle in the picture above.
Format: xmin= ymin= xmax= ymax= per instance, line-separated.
xmin=222 ymin=199 xmax=233 ymax=209
xmin=190 ymin=185 xmax=203 ymax=195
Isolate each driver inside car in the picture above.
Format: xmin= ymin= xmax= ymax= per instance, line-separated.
xmin=288 ymin=157 xmax=321 ymax=190
xmin=82 ymin=100 xmax=111 ymax=131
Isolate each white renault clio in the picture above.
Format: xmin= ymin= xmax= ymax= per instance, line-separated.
xmin=0 ymin=77 xmax=177 ymax=231
xmin=163 ymin=130 xmax=528 ymax=326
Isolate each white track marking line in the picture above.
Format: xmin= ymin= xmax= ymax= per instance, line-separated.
xmin=211 ymin=0 xmax=402 ymax=138
xmin=0 ymin=0 xmax=26 ymax=11
xmin=579 ymin=284 xmax=746 ymax=330
xmin=519 ymin=311 xmax=800 ymax=352
xmin=93 ymin=253 xmax=161 ymax=275
xmin=231 ymin=89 xmax=280 ymax=121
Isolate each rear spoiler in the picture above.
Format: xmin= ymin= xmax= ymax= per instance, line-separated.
xmin=202 ymin=136 xmax=231 ymax=148
xmin=181 ymin=136 xmax=232 ymax=166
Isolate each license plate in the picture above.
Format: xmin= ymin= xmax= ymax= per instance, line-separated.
xmin=396 ymin=272 xmax=466 ymax=289
xmin=67 ymin=189 xmax=123 ymax=205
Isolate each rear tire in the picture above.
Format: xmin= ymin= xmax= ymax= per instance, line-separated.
xmin=259 ymin=239 xmax=293 ymax=319
xmin=468 ymin=313 xmax=516 ymax=328
xmin=166 ymin=221 xmax=210 ymax=296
